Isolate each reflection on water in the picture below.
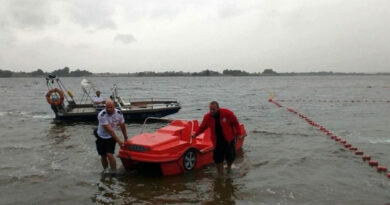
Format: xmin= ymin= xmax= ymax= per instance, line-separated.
xmin=92 ymin=149 xmax=249 ymax=204
xmin=204 ymin=177 xmax=237 ymax=205
xmin=93 ymin=171 xmax=243 ymax=205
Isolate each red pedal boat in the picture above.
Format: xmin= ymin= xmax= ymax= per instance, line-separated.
xmin=119 ymin=118 xmax=247 ymax=176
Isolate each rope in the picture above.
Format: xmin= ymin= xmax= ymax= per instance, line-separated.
xmin=268 ymin=96 xmax=390 ymax=179
xmin=276 ymin=99 xmax=390 ymax=103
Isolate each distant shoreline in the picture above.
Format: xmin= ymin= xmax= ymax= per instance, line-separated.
xmin=1 ymin=67 xmax=389 ymax=78
xmin=2 ymin=73 xmax=390 ymax=78
xmin=92 ymin=74 xmax=390 ymax=77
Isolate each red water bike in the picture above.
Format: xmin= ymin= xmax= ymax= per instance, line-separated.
xmin=119 ymin=117 xmax=247 ymax=176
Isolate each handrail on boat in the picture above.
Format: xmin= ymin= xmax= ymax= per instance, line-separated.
xmin=130 ymin=97 xmax=178 ymax=102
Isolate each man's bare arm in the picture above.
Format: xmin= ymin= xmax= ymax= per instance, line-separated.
xmin=103 ymin=124 xmax=123 ymax=146
xmin=119 ymin=123 xmax=128 ymax=140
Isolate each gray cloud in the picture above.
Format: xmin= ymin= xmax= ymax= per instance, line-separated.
xmin=0 ymin=0 xmax=116 ymax=30
xmin=217 ymin=1 xmax=246 ymax=18
xmin=114 ymin=34 xmax=136 ymax=44
xmin=118 ymin=0 xmax=250 ymax=21
xmin=2 ymin=0 xmax=59 ymax=29
xmin=0 ymin=36 xmax=97 ymax=72
xmin=1 ymin=0 xmax=390 ymax=73
xmin=0 ymin=29 xmax=15 ymax=47
xmin=118 ymin=0 xmax=208 ymax=21
xmin=69 ymin=0 xmax=117 ymax=29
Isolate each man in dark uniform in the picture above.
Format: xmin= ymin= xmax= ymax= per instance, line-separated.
xmin=192 ymin=101 xmax=244 ymax=174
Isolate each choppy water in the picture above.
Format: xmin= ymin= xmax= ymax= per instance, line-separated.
xmin=0 ymin=76 xmax=390 ymax=204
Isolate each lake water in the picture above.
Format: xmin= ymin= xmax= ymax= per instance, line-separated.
xmin=0 ymin=76 xmax=389 ymax=204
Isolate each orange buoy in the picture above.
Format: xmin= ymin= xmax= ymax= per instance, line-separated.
xmin=362 ymin=155 xmax=371 ymax=161
xmin=377 ymin=166 xmax=387 ymax=172
xmin=344 ymin=144 xmax=352 ymax=148
xmin=349 ymin=147 xmax=358 ymax=151
xmin=340 ymin=140 xmax=347 ymax=144
xmin=355 ymin=151 xmax=363 ymax=155
xmin=268 ymin=99 xmax=272 ymax=102
xmin=369 ymin=160 xmax=378 ymax=167
xmin=387 ymin=173 xmax=390 ymax=179
xmin=335 ymin=138 xmax=341 ymax=142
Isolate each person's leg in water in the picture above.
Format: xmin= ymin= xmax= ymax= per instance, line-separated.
xmin=214 ymin=144 xmax=225 ymax=175
xmin=101 ymin=154 xmax=108 ymax=169
xmin=107 ymin=153 xmax=116 ymax=170
xmin=104 ymin=137 xmax=117 ymax=170
xmin=226 ymin=139 xmax=236 ymax=173
xmin=216 ymin=162 xmax=224 ymax=175
xmin=226 ymin=162 xmax=232 ymax=173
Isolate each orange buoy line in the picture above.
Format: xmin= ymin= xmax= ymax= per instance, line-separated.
xmin=276 ymin=99 xmax=390 ymax=104
xmin=268 ymin=98 xmax=282 ymax=107
xmin=268 ymin=97 xmax=390 ymax=179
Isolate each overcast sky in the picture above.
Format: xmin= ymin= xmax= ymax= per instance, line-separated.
xmin=0 ymin=0 xmax=389 ymax=73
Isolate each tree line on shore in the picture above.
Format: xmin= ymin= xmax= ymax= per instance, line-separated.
xmin=0 ymin=67 xmax=388 ymax=78
xmin=0 ymin=67 xmax=92 ymax=77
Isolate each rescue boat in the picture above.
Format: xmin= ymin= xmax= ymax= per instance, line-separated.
xmin=45 ymin=75 xmax=181 ymax=122
xmin=119 ymin=118 xmax=247 ymax=176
